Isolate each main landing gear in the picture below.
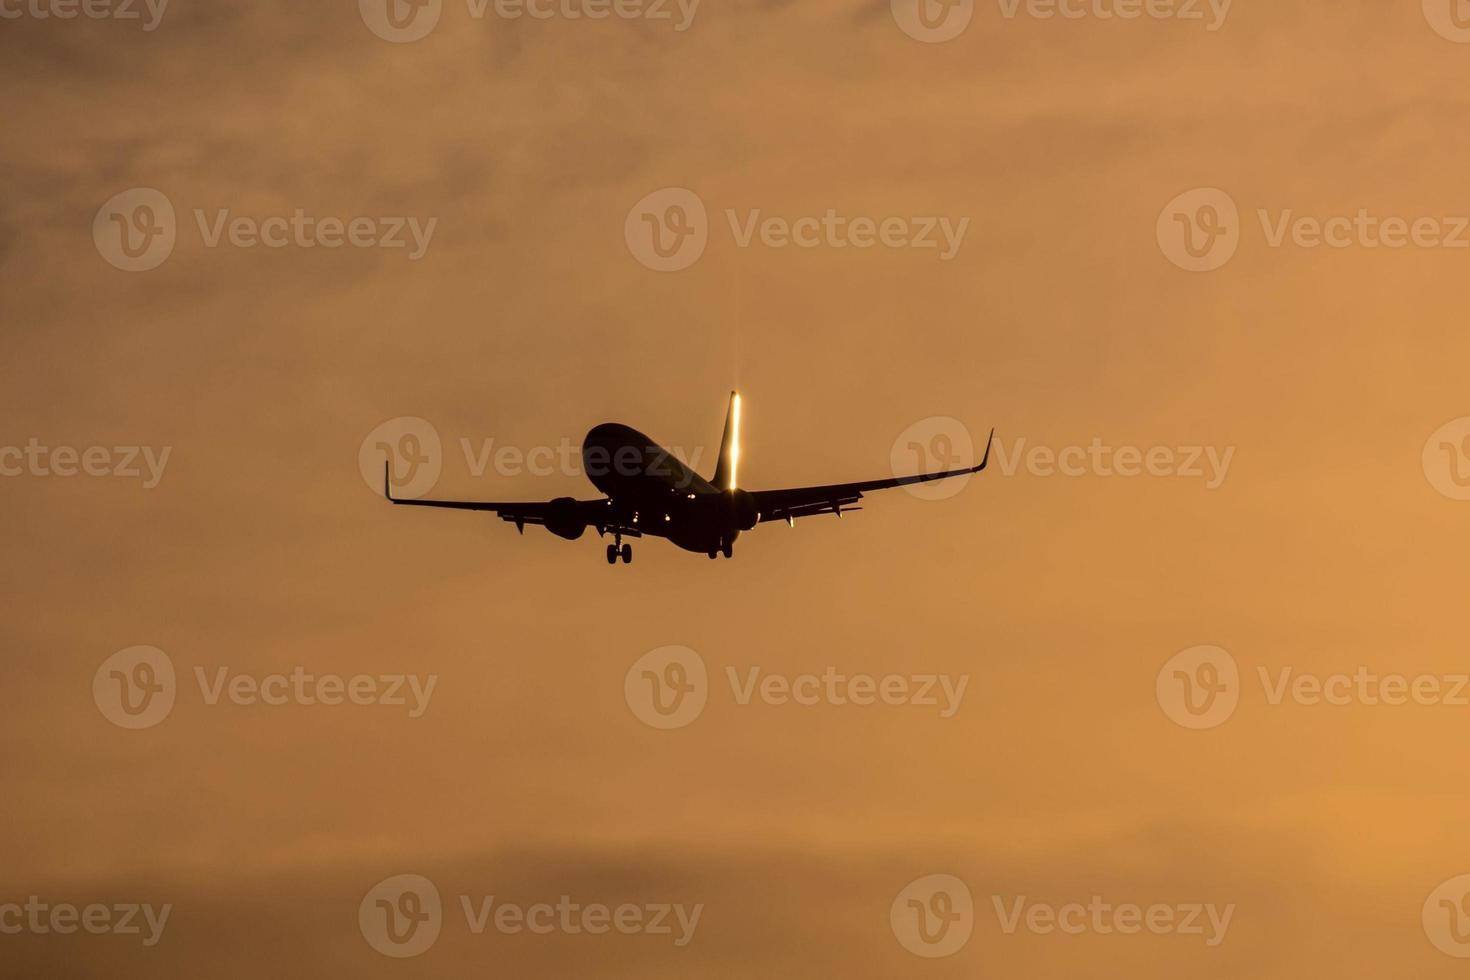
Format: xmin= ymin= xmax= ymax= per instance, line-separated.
xmin=706 ymin=540 xmax=735 ymax=560
xmin=606 ymin=535 xmax=632 ymax=565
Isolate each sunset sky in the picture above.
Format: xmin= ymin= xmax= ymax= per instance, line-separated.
xmin=5 ymin=0 xmax=1470 ymax=975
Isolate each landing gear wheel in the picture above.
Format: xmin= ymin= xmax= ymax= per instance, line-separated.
xmin=720 ymin=541 xmax=733 ymax=559
xmin=707 ymin=549 xmax=718 ymax=559
xmin=606 ymin=544 xmax=618 ymax=565
xmin=620 ymin=543 xmax=632 ymax=564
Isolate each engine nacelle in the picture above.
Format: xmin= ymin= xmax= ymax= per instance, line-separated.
xmin=727 ymin=489 xmax=759 ymax=531
xmin=544 ymin=496 xmax=586 ymax=540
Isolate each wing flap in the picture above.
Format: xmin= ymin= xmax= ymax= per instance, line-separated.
xmin=756 ymin=491 xmax=864 ymax=524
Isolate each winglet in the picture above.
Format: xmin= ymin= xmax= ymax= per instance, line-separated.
xmin=977 ymin=428 xmax=995 ymax=472
xmin=383 ymin=461 xmax=397 ymax=503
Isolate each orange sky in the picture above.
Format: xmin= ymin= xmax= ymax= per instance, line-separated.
xmin=5 ymin=0 xmax=1470 ymax=975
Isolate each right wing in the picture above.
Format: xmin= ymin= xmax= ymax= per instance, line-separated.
xmin=382 ymin=464 xmax=637 ymax=536
xmin=750 ymin=428 xmax=993 ymax=525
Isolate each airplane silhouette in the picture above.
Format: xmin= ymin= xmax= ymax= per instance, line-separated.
xmin=386 ymin=392 xmax=993 ymax=564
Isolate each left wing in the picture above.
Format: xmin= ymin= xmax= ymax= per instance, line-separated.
xmin=383 ymin=464 xmax=637 ymax=536
xmin=750 ymin=428 xmax=994 ymax=525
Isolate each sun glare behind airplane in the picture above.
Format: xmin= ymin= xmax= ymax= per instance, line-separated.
xmin=728 ymin=391 xmax=741 ymax=491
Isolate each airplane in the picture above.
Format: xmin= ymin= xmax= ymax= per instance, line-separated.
xmin=385 ymin=392 xmax=993 ymax=565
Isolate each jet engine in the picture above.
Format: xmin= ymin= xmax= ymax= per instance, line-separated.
xmin=544 ymin=497 xmax=586 ymax=540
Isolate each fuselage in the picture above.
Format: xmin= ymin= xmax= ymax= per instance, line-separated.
xmin=581 ymin=422 xmax=754 ymax=553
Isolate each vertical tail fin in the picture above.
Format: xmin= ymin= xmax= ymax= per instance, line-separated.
xmin=711 ymin=390 xmax=741 ymax=491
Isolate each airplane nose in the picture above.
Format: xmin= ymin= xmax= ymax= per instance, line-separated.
xmin=582 ymin=423 xmax=633 ymax=485
xmin=583 ymin=423 xmax=620 ymax=451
